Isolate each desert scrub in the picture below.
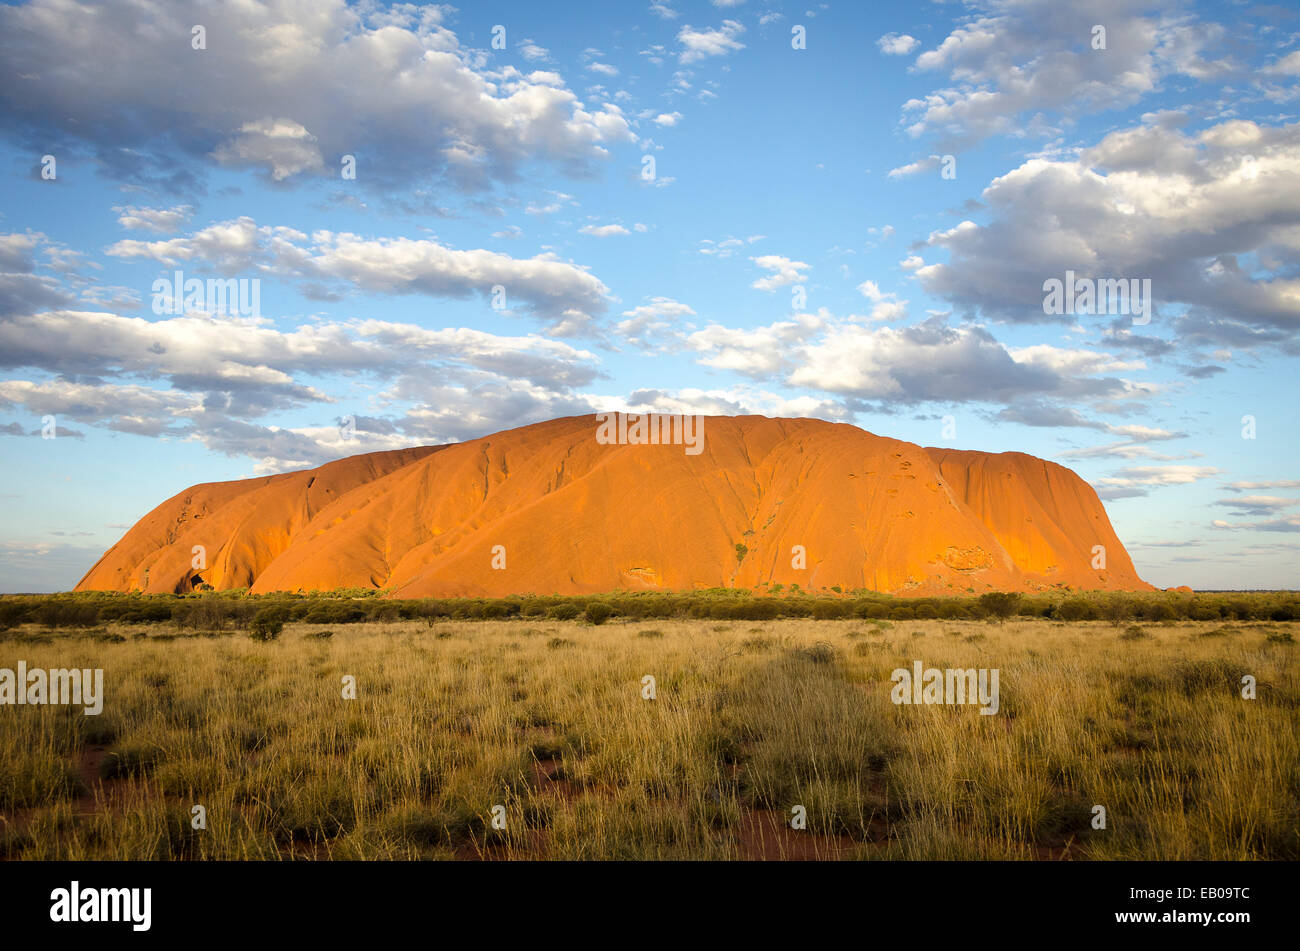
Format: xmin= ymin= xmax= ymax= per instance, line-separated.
xmin=0 ymin=615 xmax=1294 ymax=860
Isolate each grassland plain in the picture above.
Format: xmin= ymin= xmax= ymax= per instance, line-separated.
xmin=1 ymin=604 xmax=1296 ymax=861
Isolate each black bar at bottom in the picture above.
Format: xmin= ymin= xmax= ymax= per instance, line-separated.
xmin=0 ymin=859 xmax=1279 ymax=939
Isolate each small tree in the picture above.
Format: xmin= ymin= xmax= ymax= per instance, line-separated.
xmin=250 ymin=606 xmax=289 ymax=641
xmin=977 ymin=591 xmax=1021 ymax=623
xmin=584 ymin=602 xmax=613 ymax=625
xmin=1057 ymin=597 xmax=1096 ymax=622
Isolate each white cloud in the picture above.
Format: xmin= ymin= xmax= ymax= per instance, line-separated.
xmin=887 ymin=155 xmax=940 ymax=178
xmin=1224 ymin=479 xmax=1300 ymax=491
xmin=113 ymin=204 xmax=194 ymax=234
xmin=1264 ymin=50 xmax=1300 ymax=76
xmin=616 ymin=297 xmax=696 ymax=346
xmin=912 ymin=118 xmax=1300 ymax=349
xmin=856 ymin=280 xmax=908 ymax=321
xmin=674 ymin=309 xmax=1149 ymax=412
xmin=900 ymin=0 xmax=1238 ymax=149
xmin=105 ymin=217 xmax=612 ymax=331
xmin=518 ymin=39 xmax=550 ymax=61
xmin=678 ymin=20 xmax=746 ymax=64
xmin=750 ymin=254 xmax=809 ymax=291
xmin=0 ymin=303 xmax=606 ymax=468
xmin=211 ymin=117 xmax=324 ymax=181
xmin=0 ymin=0 xmax=634 ymax=192
xmin=698 ymin=234 xmax=762 ymax=258
xmin=578 ymin=223 xmax=631 ymax=237
xmin=1095 ymin=465 xmax=1221 ymax=487
xmin=687 ymin=312 xmax=826 ymax=376
xmin=877 ymin=33 xmax=919 ymax=55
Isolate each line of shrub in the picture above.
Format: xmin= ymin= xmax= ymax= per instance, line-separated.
xmin=0 ymin=587 xmax=1297 ymax=630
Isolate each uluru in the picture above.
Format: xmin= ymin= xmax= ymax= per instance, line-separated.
xmin=75 ymin=415 xmax=1152 ymax=598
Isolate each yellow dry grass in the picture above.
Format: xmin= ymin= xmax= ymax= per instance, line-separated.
xmin=1 ymin=616 xmax=1295 ymax=860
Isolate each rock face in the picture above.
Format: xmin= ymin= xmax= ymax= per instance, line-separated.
xmin=76 ymin=415 xmax=1152 ymax=597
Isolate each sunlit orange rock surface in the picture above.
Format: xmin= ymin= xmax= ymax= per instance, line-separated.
xmin=76 ymin=415 xmax=1153 ymax=597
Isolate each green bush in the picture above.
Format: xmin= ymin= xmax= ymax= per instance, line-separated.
xmin=33 ymin=601 xmax=101 ymax=628
xmin=855 ymin=601 xmax=890 ymax=619
xmin=250 ymin=606 xmax=289 ymax=641
xmin=811 ymin=600 xmax=852 ymax=620
xmin=584 ymin=602 xmax=613 ymax=625
xmin=548 ymin=603 xmax=581 ymax=621
xmin=0 ymin=601 xmax=27 ymax=630
xmin=1141 ymin=601 xmax=1178 ymax=622
xmin=1057 ymin=598 xmax=1096 ymax=621
xmin=977 ymin=591 xmax=1021 ymax=620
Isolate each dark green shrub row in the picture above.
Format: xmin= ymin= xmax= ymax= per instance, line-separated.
xmin=1 ymin=587 xmax=1296 ymax=629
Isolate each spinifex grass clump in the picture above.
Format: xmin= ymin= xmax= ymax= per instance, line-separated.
xmin=0 ymin=611 xmax=1295 ymax=861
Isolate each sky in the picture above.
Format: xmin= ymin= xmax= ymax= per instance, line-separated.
xmin=0 ymin=0 xmax=1297 ymax=592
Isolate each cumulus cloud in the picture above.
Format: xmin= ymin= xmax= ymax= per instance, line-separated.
xmin=786 ymin=317 xmax=1134 ymax=404
xmin=678 ymin=20 xmax=745 ymax=64
xmin=616 ymin=297 xmax=696 ymax=347
xmin=887 ymin=155 xmax=941 ymax=179
xmin=211 ymin=118 xmax=324 ymax=181
xmin=877 ymin=33 xmax=919 ymax=56
xmin=0 ymin=232 xmax=42 ymax=273
xmin=0 ymin=299 xmax=609 ymax=470
xmin=114 ymin=205 xmax=194 ymax=234
xmin=1264 ymin=50 xmax=1300 ymax=76
xmin=910 ymin=119 xmax=1300 ymax=349
xmin=518 ymin=39 xmax=550 ymax=62
xmin=750 ymin=254 xmax=809 ymax=291
xmin=673 ymin=307 xmax=1150 ymax=419
xmin=900 ymin=0 xmax=1237 ymax=149
xmin=0 ymin=0 xmax=633 ymax=193
xmin=857 ymin=280 xmax=907 ymax=321
xmin=104 ymin=217 xmax=611 ymax=332
xmin=0 ymin=378 xmax=204 ymax=437
xmin=610 ymin=386 xmax=848 ymax=425
xmin=688 ymin=312 xmax=827 ymax=377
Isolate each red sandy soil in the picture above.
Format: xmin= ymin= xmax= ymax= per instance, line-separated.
xmin=76 ymin=414 xmax=1152 ymax=597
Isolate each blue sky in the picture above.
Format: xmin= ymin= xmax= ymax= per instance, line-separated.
xmin=0 ymin=0 xmax=1298 ymax=591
